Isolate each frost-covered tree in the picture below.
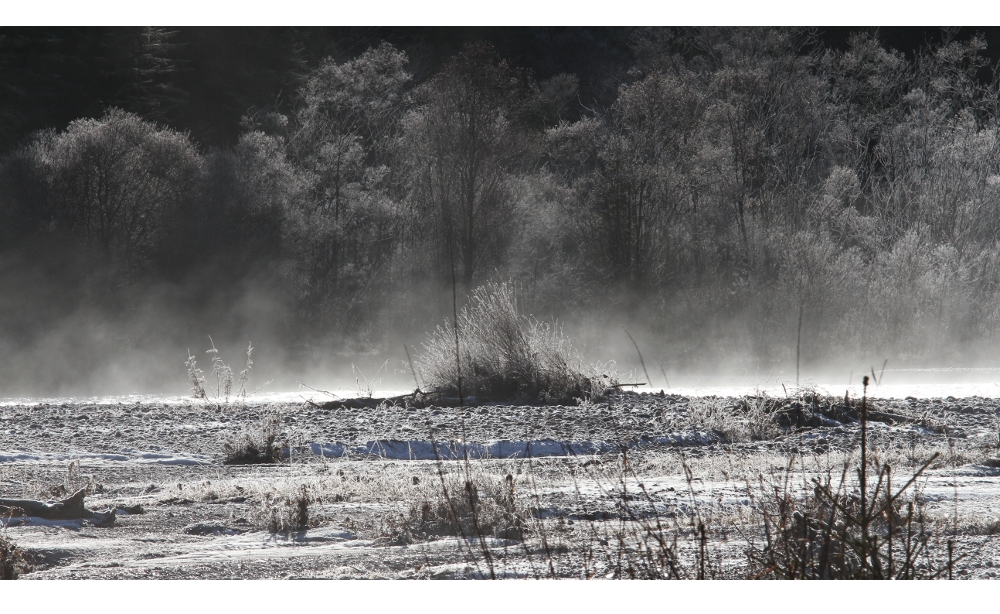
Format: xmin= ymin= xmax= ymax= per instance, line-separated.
xmin=26 ymin=108 xmax=201 ymax=278
xmin=281 ymin=44 xmax=412 ymax=329
xmin=401 ymin=42 xmax=533 ymax=289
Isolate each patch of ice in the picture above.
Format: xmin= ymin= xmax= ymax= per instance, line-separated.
xmin=266 ymin=527 xmax=356 ymax=544
xmin=124 ymin=450 xmax=213 ymax=465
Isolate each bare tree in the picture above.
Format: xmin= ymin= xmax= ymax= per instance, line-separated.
xmin=401 ymin=42 xmax=533 ymax=289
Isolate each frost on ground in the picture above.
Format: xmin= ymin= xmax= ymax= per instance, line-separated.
xmin=0 ymin=390 xmax=999 ymax=579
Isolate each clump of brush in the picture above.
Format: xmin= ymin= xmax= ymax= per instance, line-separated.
xmin=222 ymin=409 xmax=284 ymax=465
xmin=0 ymin=527 xmax=28 ymax=580
xmin=250 ymin=485 xmax=314 ymax=534
xmin=207 ymin=336 xmax=234 ymax=405
xmin=745 ymin=377 xmax=996 ymax=579
xmin=417 ymin=281 xmax=608 ymax=403
xmin=383 ymin=470 xmax=526 ymax=546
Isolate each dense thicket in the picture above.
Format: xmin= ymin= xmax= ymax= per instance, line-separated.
xmin=4 ymin=27 xmax=1000 ymax=392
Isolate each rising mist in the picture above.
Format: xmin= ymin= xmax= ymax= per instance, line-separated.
xmin=4 ymin=27 xmax=1000 ymax=397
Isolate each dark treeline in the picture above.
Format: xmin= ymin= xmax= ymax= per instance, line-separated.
xmin=3 ymin=26 xmax=1000 ymax=394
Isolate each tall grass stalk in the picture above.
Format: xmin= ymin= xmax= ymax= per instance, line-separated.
xmin=187 ymin=338 xmax=257 ymax=407
xmin=185 ymin=350 xmax=206 ymax=399
xmin=415 ymin=384 xmax=995 ymax=579
xmin=207 ymin=336 xmax=234 ymax=405
xmin=237 ymin=341 xmax=253 ymax=402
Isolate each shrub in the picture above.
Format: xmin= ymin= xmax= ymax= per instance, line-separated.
xmin=417 ymin=281 xmax=598 ymax=402
xmin=745 ymin=452 xmax=944 ymax=579
xmin=222 ymin=410 xmax=283 ymax=465
xmin=0 ymin=531 xmax=28 ymax=580
xmin=251 ymin=485 xmax=314 ymax=534
xmin=383 ymin=471 xmax=525 ymax=545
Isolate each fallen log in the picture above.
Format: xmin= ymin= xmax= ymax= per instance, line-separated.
xmin=0 ymin=489 xmax=115 ymax=528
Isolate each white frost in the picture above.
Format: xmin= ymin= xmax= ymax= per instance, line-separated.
xmin=0 ymin=450 xmax=212 ymax=465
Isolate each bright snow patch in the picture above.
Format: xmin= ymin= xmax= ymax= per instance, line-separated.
xmin=301 ymin=432 xmax=718 ymax=461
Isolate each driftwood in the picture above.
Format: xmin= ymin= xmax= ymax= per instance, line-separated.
xmin=0 ymin=489 xmax=116 ymax=527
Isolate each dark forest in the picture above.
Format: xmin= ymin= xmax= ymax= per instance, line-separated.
xmin=3 ymin=26 xmax=1000 ymax=395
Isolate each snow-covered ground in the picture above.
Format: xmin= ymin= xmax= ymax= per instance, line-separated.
xmin=1 ymin=387 xmax=999 ymax=578
xmin=666 ymin=382 xmax=1000 ymax=400
xmin=0 ymin=450 xmax=211 ymax=465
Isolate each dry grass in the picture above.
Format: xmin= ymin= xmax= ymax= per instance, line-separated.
xmin=221 ymin=409 xmax=284 ymax=465
xmin=386 ymin=386 xmax=999 ymax=579
xmin=381 ymin=469 xmax=526 ymax=545
xmin=185 ymin=350 xmax=206 ymax=399
xmin=187 ymin=338 xmax=258 ymax=406
xmin=744 ymin=454 xmax=940 ymax=579
xmin=0 ymin=529 xmax=28 ymax=580
xmin=687 ymin=395 xmax=781 ymax=443
xmin=249 ymin=484 xmax=315 ymax=533
xmin=417 ymin=281 xmax=604 ymax=402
